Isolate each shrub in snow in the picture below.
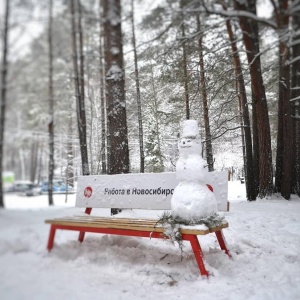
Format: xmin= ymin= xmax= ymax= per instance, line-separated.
xmin=155 ymin=211 xmax=225 ymax=251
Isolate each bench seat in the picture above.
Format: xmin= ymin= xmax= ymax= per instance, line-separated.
xmin=45 ymin=216 xmax=228 ymax=235
xmin=45 ymin=215 xmax=230 ymax=277
xmin=45 ymin=172 xmax=231 ymax=278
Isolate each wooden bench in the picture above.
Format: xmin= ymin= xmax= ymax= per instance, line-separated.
xmin=45 ymin=172 xmax=231 ymax=278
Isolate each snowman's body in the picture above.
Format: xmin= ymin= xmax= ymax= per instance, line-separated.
xmin=171 ymin=124 xmax=218 ymax=222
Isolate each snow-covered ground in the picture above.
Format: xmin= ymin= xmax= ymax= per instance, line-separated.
xmin=1 ymin=182 xmax=300 ymax=300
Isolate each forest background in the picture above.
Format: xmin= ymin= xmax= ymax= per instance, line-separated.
xmin=0 ymin=0 xmax=299 ymax=207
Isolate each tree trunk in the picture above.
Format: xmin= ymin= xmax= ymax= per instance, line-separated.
xmin=48 ymin=0 xmax=54 ymax=206
xmin=252 ymin=90 xmax=260 ymax=197
xmin=66 ymin=116 xmax=74 ymax=187
xmin=77 ymin=0 xmax=89 ymax=176
xmin=237 ymin=88 xmax=247 ymax=180
xmin=37 ymin=142 xmax=43 ymax=185
xmin=103 ymin=0 xmax=130 ymax=215
xmin=78 ymin=0 xmax=85 ymax=121
xmin=181 ymin=0 xmax=190 ymax=120
xmin=0 ymin=0 xmax=9 ymax=208
xmin=271 ymin=0 xmax=293 ymax=199
xmin=99 ymin=2 xmax=107 ymax=174
xmin=85 ymin=51 xmax=94 ymax=175
xmin=30 ymin=136 xmax=38 ymax=183
xmin=131 ymin=0 xmax=145 ymax=173
xmin=197 ymin=14 xmax=214 ymax=171
xmin=234 ymin=0 xmax=273 ymax=197
xmin=279 ymin=10 xmax=293 ymax=200
xmin=70 ymin=0 xmax=90 ymax=176
xmin=103 ymin=0 xmax=130 ymax=175
xmin=149 ymin=61 xmax=164 ymax=171
xmin=222 ymin=4 xmax=256 ymax=200
xmin=291 ymin=1 xmax=300 ymax=196
xmin=103 ymin=0 xmax=129 ymax=174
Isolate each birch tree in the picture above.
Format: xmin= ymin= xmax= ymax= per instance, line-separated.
xmin=0 ymin=0 xmax=10 ymax=208
xmin=99 ymin=3 xmax=107 ymax=174
xmin=48 ymin=0 xmax=54 ymax=205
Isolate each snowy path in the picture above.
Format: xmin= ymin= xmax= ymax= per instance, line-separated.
xmin=0 ymin=182 xmax=300 ymax=300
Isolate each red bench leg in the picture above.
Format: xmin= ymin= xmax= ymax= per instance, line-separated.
xmin=78 ymin=207 xmax=92 ymax=243
xmin=187 ymin=235 xmax=209 ymax=277
xmin=47 ymin=225 xmax=56 ymax=251
xmin=78 ymin=231 xmax=85 ymax=243
xmin=215 ymin=230 xmax=231 ymax=257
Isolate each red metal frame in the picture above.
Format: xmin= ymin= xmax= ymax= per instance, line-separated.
xmin=215 ymin=230 xmax=231 ymax=257
xmin=47 ymin=222 xmax=231 ymax=278
xmin=78 ymin=207 xmax=92 ymax=242
xmin=182 ymin=234 xmax=209 ymax=277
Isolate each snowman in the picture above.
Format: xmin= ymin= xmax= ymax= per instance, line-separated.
xmin=171 ymin=120 xmax=218 ymax=222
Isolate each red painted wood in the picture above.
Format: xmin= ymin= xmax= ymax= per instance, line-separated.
xmin=78 ymin=207 xmax=92 ymax=242
xmin=54 ymin=224 xmax=165 ymax=239
xmin=47 ymin=226 xmax=56 ymax=251
xmin=183 ymin=234 xmax=209 ymax=277
xmin=84 ymin=207 xmax=92 ymax=214
xmin=48 ymin=224 xmax=211 ymax=277
xmin=215 ymin=230 xmax=231 ymax=257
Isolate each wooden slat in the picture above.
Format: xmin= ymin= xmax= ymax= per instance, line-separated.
xmin=46 ymin=217 xmax=159 ymax=229
xmin=46 ymin=220 xmax=163 ymax=232
xmin=75 ymin=216 xmax=160 ymax=226
xmin=45 ymin=216 xmax=228 ymax=235
xmin=46 ymin=217 xmax=160 ymax=229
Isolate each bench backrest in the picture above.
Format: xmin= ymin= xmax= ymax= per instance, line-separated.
xmin=76 ymin=171 xmax=229 ymax=212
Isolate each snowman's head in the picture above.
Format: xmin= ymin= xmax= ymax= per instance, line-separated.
xmin=178 ymin=136 xmax=202 ymax=156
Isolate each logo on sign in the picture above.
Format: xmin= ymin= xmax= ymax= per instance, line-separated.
xmin=84 ymin=186 xmax=92 ymax=198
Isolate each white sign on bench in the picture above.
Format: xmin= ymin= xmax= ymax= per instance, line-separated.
xmin=76 ymin=171 xmax=228 ymax=212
